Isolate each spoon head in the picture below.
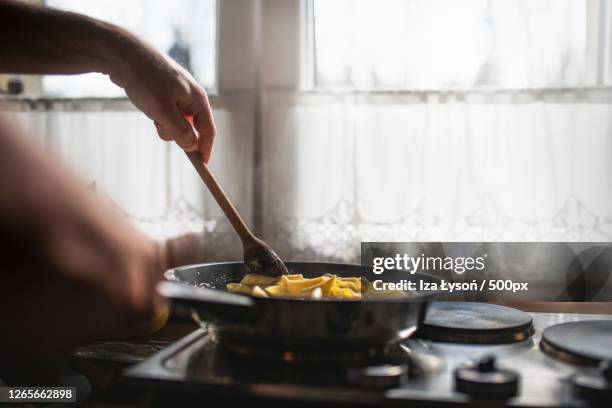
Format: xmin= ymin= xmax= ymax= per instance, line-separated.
xmin=244 ymin=237 xmax=289 ymax=277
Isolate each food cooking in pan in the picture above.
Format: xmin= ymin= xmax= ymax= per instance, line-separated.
xmin=227 ymin=273 xmax=416 ymax=300
xmin=227 ymin=273 xmax=361 ymax=299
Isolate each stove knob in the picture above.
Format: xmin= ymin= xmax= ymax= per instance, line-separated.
xmin=572 ymin=360 xmax=612 ymax=403
xmin=454 ymin=355 xmax=519 ymax=399
xmin=346 ymin=365 xmax=407 ymax=389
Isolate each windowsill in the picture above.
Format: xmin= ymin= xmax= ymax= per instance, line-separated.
xmin=263 ymin=85 xmax=612 ymax=104
xmin=0 ymin=96 xmax=136 ymax=112
xmin=5 ymin=85 xmax=612 ymax=112
xmin=0 ymin=91 xmax=250 ymax=112
xmin=294 ymin=84 xmax=612 ymax=94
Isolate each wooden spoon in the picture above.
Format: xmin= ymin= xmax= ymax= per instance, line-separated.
xmin=184 ymin=150 xmax=289 ymax=277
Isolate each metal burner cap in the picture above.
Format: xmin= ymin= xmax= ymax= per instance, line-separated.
xmin=417 ymin=302 xmax=534 ymax=344
xmin=572 ymin=361 xmax=612 ymax=403
xmin=346 ymin=365 xmax=407 ymax=389
xmin=541 ymin=321 xmax=612 ymax=365
xmin=454 ymin=355 xmax=519 ymax=398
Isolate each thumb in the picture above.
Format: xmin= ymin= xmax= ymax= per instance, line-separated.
xmin=154 ymin=106 xmax=198 ymax=151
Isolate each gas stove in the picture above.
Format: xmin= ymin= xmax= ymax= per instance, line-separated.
xmin=124 ymin=307 xmax=612 ymax=407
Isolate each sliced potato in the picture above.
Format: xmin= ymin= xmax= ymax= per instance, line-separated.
xmin=329 ymin=286 xmax=342 ymax=298
xmin=320 ymin=275 xmax=337 ymax=296
xmin=300 ymin=276 xmax=332 ymax=292
xmin=241 ymin=273 xmax=278 ymax=287
xmin=338 ymin=277 xmax=361 ymax=289
xmin=336 ymin=280 xmax=360 ymax=292
xmin=281 ymin=275 xmax=329 ymax=294
xmin=310 ymin=287 xmax=322 ymax=300
xmin=252 ymin=285 xmax=269 ymax=298
xmin=228 ymin=272 xmax=372 ymax=300
xmin=263 ymin=284 xmax=282 ymax=297
xmin=340 ymin=288 xmax=357 ymax=298
xmin=226 ymin=283 xmax=253 ymax=295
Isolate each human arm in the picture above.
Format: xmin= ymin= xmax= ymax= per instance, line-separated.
xmin=0 ymin=116 xmax=164 ymax=382
xmin=0 ymin=0 xmax=215 ymax=162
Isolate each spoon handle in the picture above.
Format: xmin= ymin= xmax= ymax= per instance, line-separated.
xmin=184 ymin=150 xmax=254 ymax=241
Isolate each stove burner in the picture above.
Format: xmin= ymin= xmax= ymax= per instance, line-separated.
xmin=541 ymin=320 xmax=612 ymax=365
xmin=218 ymin=341 xmax=399 ymax=364
xmin=188 ymin=332 xmax=421 ymax=389
xmin=123 ymin=314 xmax=612 ymax=407
xmin=415 ymin=302 xmax=534 ymax=344
xmin=571 ymin=361 xmax=612 ymax=403
xmin=346 ymin=365 xmax=408 ymax=389
xmin=209 ymin=324 xmax=417 ymax=365
xmin=454 ymin=355 xmax=519 ymax=399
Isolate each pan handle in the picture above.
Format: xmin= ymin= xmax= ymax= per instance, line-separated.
xmin=158 ymin=281 xmax=254 ymax=310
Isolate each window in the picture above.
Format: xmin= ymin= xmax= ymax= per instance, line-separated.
xmin=43 ymin=0 xmax=217 ymax=97
xmin=313 ymin=0 xmax=586 ymax=89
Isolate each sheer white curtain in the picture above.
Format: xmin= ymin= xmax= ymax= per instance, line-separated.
xmin=314 ymin=0 xmax=586 ymax=89
xmin=8 ymin=89 xmax=612 ymax=267
xmin=6 ymin=97 xmax=252 ymax=264
xmin=262 ymin=90 xmax=612 ymax=263
xmin=257 ymin=0 xmax=612 ymax=264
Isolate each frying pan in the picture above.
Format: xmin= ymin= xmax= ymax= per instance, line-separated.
xmin=159 ymin=262 xmax=440 ymax=350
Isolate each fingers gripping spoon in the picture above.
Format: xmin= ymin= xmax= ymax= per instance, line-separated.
xmin=184 ymin=150 xmax=289 ymax=277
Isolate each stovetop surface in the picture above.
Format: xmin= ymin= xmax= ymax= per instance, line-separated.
xmin=124 ymin=312 xmax=612 ymax=407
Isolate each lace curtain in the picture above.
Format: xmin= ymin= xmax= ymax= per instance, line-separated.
xmin=262 ymin=89 xmax=612 ymax=263
xmin=5 ymin=88 xmax=612 ymax=265
xmin=6 ymin=97 xmax=251 ymax=265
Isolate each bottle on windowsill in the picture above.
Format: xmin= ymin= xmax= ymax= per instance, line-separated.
xmin=7 ymin=75 xmax=24 ymax=95
xmin=0 ymin=75 xmax=24 ymax=95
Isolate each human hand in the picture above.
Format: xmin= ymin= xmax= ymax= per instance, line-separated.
xmin=106 ymin=36 xmax=216 ymax=163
